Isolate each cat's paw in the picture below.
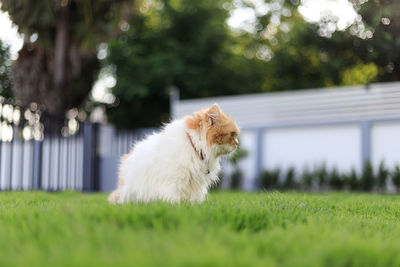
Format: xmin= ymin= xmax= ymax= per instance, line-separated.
xmin=108 ymin=189 xmax=120 ymax=204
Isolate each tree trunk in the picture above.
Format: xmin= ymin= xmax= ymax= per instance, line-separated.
xmin=50 ymin=4 xmax=69 ymax=116
xmin=11 ymin=4 xmax=71 ymax=133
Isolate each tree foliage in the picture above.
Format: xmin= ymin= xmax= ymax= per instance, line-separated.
xmin=108 ymin=0 xmax=400 ymax=128
xmin=0 ymin=0 xmax=132 ymax=116
xmin=0 ymin=41 xmax=12 ymax=98
xmin=106 ymin=0 xmax=265 ymax=128
xmin=348 ymin=0 xmax=400 ymax=82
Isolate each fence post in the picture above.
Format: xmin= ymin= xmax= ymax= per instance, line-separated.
xmin=168 ymin=86 xmax=180 ymax=120
xmin=8 ymin=134 xmax=13 ymax=191
xmin=32 ymin=140 xmax=42 ymax=190
xmin=82 ymin=122 xmax=98 ymax=191
xmin=361 ymin=121 xmax=371 ymax=166
xmin=254 ymin=128 xmax=264 ymax=189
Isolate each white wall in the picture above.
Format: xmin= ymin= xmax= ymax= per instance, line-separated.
xmin=237 ymin=130 xmax=257 ymax=190
xmin=263 ymin=125 xmax=361 ymax=172
xmin=371 ymin=122 xmax=400 ymax=169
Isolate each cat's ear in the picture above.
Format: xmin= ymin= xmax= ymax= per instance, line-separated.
xmin=206 ymin=104 xmax=221 ymax=126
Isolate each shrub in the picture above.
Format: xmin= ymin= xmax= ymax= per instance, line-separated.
xmin=227 ymin=140 xmax=248 ymax=190
xmin=228 ymin=144 xmax=248 ymax=165
xmin=377 ymin=161 xmax=389 ymax=191
xmin=328 ymin=168 xmax=344 ymax=190
xmin=315 ymin=164 xmax=328 ymax=188
xmin=259 ymin=168 xmax=281 ymax=190
xmin=348 ymin=168 xmax=360 ymax=191
xmin=301 ymin=167 xmax=314 ymax=189
xmin=360 ymin=160 xmax=376 ymax=191
xmin=230 ymin=169 xmax=242 ymax=189
xmin=392 ymin=165 xmax=400 ymax=192
xmin=282 ymin=166 xmax=297 ymax=190
xmin=255 ymin=162 xmax=400 ymax=192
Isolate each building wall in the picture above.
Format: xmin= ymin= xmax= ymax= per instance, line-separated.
xmin=262 ymin=125 xmax=361 ymax=172
xmin=371 ymin=122 xmax=400 ymax=169
xmin=173 ymin=82 xmax=400 ymax=189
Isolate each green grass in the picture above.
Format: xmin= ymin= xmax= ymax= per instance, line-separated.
xmin=1 ymin=192 xmax=400 ymax=266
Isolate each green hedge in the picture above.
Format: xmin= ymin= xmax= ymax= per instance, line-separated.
xmin=258 ymin=161 xmax=400 ymax=192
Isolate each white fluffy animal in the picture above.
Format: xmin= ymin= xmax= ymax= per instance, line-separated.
xmin=108 ymin=104 xmax=239 ymax=204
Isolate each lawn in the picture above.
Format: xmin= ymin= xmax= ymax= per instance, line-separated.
xmin=1 ymin=192 xmax=400 ymax=267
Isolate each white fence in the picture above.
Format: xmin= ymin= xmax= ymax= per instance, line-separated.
xmin=97 ymin=126 xmax=156 ymax=192
xmin=0 ymin=117 xmax=96 ymax=191
xmin=173 ymin=82 xmax=400 ymax=189
xmin=0 ymin=97 xmax=154 ymax=192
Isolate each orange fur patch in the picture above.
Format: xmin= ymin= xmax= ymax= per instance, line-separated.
xmin=184 ymin=104 xmax=239 ymax=147
xmin=184 ymin=111 xmax=203 ymax=130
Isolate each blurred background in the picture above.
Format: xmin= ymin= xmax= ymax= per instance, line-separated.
xmin=0 ymin=0 xmax=399 ymax=192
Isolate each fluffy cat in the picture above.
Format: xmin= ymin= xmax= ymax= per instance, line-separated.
xmin=108 ymin=104 xmax=239 ymax=204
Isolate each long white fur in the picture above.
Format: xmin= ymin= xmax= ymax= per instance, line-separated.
xmin=110 ymin=118 xmax=234 ymax=204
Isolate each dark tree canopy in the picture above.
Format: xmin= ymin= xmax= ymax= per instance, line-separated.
xmin=347 ymin=0 xmax=400 ymax=82
xmin=0 ymin=0 xmax=133 ymax=116
xmin=0 ymin=41 xmax=12 ymax=98
xmin=107 ymin=0 xmax=265 ymax=128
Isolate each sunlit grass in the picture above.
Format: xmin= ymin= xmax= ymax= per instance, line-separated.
xmin=1 ymin=191 xmax=400 ymax=266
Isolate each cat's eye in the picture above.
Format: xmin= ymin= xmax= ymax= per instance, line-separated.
xmin=230 ymin=132 xmax=237 ymax=137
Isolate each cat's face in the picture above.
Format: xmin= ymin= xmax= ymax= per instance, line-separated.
xmin=185 ymin=104 xmax=240 ymax=155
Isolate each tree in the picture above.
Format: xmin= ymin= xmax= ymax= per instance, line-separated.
xmin=107 ymin=0 xmax=400 ymax=128
xmin=0 ymin=0 xmax=133 ymax=118
xmin=259 ymin=14 xmax=342 ymax=91
xmin=226 ymin=0 xmax=346 ymax=92
xmin=248 ymin=0 xmax=400 ymax=90
xmin=106 ymin=0 xmax=265 ymax=128
xmin=348 ymin=0 xmax=400 ymax=82
xmin=297 ymin=0 xmax=400 ymax=85
xmin=0 ymin=40 xmax=12 ymax=97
